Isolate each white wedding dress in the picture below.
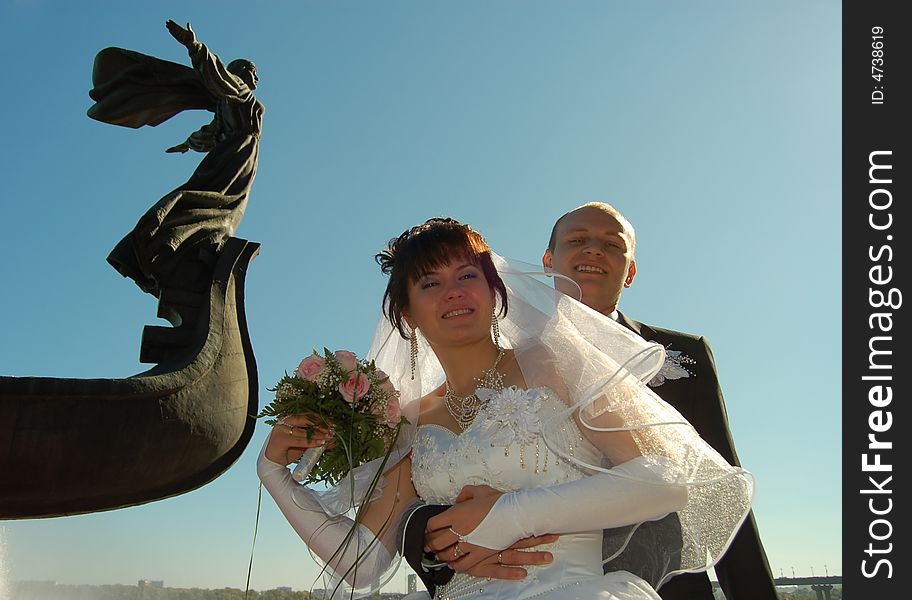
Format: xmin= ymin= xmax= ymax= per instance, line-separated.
xmin=408 ymin=385 xmax=661 ymax=600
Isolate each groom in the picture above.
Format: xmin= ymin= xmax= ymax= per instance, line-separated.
xmin=402 ymin=202 xmax=778 ymax=600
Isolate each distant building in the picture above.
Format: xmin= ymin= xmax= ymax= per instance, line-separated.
xmin=19 ymin=580 xmax=58 ymax=586
xmin=138 ymin=579 xmax=164 ymax=588
xmin=275 ymin=586 xmax=293 ymax=592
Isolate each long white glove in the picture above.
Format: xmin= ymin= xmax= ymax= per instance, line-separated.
xmin=462 ymin=455 xmax=688 ymax=550
xmin=256 ymin=442 xmax=394 ymax=591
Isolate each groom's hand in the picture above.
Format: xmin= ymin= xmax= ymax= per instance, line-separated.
xmin=425 ymin=530 xmax=557 ymax=579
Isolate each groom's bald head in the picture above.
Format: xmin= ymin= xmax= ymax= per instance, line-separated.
xmin=543 ymin=202 xmax=637 ymax=315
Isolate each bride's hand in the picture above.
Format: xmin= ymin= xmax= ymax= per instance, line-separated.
xmin=264 ymin=414 xmax=333 ymax=466
xmin=424 ymin=484 xmax=504 ymax=560
xmin=426 ymin=484 xmax=503 ymax=547
xmin=425 ymin=484 xmax=556 ymax=576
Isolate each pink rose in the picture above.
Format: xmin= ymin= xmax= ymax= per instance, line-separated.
xmin=295 ymin=354 xmax=326 ymax=381
xmin=379 ymin=376 xmax=397 ymax=396
xmin=385 ymin=397 xmax=401 ymax=427
xmin=334 ymin=350 xmax=359 ymax=373
xmin=338 ymin=372 xmax=370 ymax=404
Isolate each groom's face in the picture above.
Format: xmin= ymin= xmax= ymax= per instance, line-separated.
xmin=542 ymin=207 xmax=636 ymax=315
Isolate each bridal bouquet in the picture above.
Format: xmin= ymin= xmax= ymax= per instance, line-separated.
xmin=258 ymin=349 xmax=407 ymax=486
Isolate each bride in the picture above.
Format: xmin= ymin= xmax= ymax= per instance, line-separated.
xmin=257 ymin=218 xmax=753 ymax=599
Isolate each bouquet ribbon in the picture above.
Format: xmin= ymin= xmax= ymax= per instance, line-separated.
xmin=292 ymin=445 xmax=325 ymax=482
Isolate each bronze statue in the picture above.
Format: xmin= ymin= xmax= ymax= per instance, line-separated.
xmin=89 ymin=20 xmax=264 ymax=298
xmin=0 ymin=21 xmax=262 ymax=518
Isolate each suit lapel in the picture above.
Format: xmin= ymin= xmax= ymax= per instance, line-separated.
xmin=617 ymin=311 xmax=652 ymax=341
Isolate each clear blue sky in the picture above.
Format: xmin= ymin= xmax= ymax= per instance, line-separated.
xmin=0 ymin=0 xmax=840 ymax=593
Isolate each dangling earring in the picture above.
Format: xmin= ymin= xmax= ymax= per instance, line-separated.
xmin=491 ymin=307 xmax=502 ymax=351
xmin=409 ymin=326 xmax=419 ymax=380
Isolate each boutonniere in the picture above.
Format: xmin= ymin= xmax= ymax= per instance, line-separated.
xmin=649 ymin=346 xmax=697 ymax=387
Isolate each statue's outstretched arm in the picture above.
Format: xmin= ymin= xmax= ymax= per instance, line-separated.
xmin=166 ymin=20 xmax=197 ymax=49
xmin=165 ymin=141 xmax=190 ymax=154
xmin=166 ymin=19 xmax=253 ymax=105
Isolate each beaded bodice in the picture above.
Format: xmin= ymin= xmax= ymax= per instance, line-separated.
xmin=411 ymin=386 xmax=601 ymax=504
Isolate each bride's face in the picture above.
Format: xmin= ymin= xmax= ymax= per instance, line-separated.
xmin=403 ymin=260 xmax=495 ymax=348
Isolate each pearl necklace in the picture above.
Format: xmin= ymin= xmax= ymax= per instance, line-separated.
xmin=444 ymin=349 xmax=506 ymax=430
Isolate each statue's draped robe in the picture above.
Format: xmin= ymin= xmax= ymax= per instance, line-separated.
xmin=88 ymin=43 xmax=263 ymax=295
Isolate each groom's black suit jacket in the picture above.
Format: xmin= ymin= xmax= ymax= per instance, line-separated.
xmin=611 ymin=313 xmax=777 ymax=600
xmin=402 ymin=313 xmax=777 ymax=600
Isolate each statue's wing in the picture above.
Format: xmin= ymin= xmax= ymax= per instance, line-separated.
xmin=87 ymin=47 xmax=216 ymax=129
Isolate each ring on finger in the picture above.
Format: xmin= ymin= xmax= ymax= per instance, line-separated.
xmin=287 ymin=425 xmax=295 ymax=435
xmin=453 ymin=542 xmax=462 ymax=559
xmin=448 ymin=526 xmax=466 ymax=542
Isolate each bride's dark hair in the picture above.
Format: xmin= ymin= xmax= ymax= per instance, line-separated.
xmin=376 ymin=217 xmax=508 ymax=339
